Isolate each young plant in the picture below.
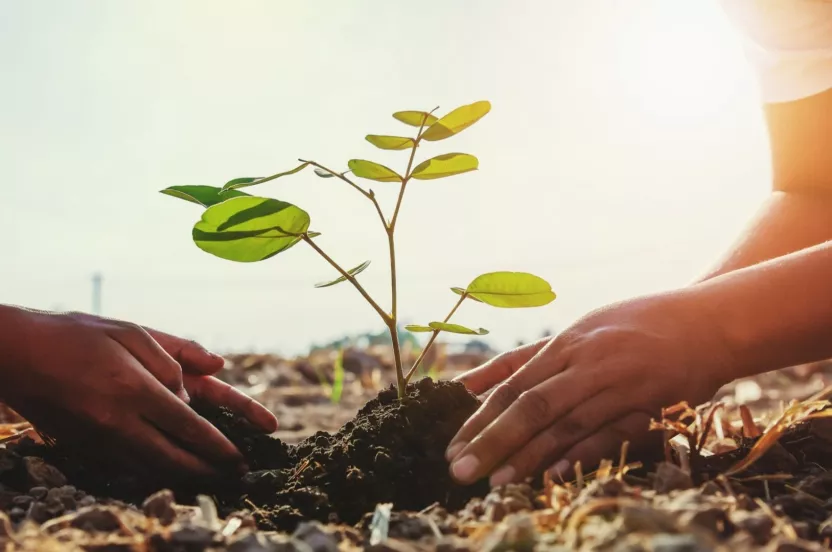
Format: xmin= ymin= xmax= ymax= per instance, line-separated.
xmin=161 ymin=101 xmax=555 ymax=398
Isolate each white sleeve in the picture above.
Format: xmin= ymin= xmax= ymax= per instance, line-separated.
xmin=720 ymin=0 xmax=832 ymax=103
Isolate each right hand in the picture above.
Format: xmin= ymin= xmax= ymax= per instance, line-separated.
xmin=0 ymin=309 xmax=275 ymax=478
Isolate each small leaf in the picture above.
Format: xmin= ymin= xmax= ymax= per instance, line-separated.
xmin=411 ymin=153 xmax=478 ymax=180
xmin=451 ymin=286 xmax=483 ymax=303
xmin=393 ymin=111 xmax=438 ymax=127
xmin=465 ymin=271 xmax=556 ymax=308
xmin=421 ymin=101 xmax=491 ymax=142
xmin=429 ymin=322 xmax=489 ymax=335
xmin=314 ymin=260 xmax=371 ymax=288
xmin=160 ymin=186 xmax=250 ymax=207
xmin=348 ymin=159 xmax=402 ymax=182
xmin=314 ymin=167 xmax=337 ymax=178
xmin=307 ymin=231 xmax=322 ymax=238
xmin=405 ymin=325 xmax=434 ymax=333
xmin=193 ymin=196 xmax=311 ymax=262
xmin=222 ymin=162 xmax=309 ymax=191
xmin=365 ymin=135 xmax=415 ymax=151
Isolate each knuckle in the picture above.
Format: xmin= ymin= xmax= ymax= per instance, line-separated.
xmin=488 ymin=382 xmax=523 ymax=411
xmin=516 ymin=389 xmax=551 ymax=421
xmin=556 ymin=413 xmax=588 ymax=436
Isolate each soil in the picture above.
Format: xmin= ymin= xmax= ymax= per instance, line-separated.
xmin=1 ymin=378 xmax=489 ymax=532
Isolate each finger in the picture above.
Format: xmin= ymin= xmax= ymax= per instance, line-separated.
xmin=184 ymin=374 xmax=278 ymax=433
xmin=449 ymin=366 xmax=612 ymax=485
xmin=118 ymin=418 xmax=218 ymax=477
xmin=453 ymin=338 xmax=549 ymax=395
xmin=106 ymin=324 xmax=189 ymax=401
xmin=446 ymin=340 xmax=569 ymax=462
xmin=488 ymin=396 xmax=651 ymax=486
xmin=142 ymin=384 xmax=245 ymax=469
xmin=145 ymin=328 xmax=225 ymax=375
xmin=547 ymin=412 xmax=653 ymax=482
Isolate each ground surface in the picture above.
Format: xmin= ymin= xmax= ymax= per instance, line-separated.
xmin=2 ymin=347 xmax=832 ymax=550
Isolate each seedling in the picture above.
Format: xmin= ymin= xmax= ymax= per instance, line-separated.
xmin=161 ymin=101 xmax=555 ymax=398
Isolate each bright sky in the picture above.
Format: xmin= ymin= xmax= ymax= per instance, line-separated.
xmin=1 ymin=1 xmax=772 ymax=355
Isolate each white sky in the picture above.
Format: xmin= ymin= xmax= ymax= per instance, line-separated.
xmin=1 ymin=1 xmax=772 ymax=355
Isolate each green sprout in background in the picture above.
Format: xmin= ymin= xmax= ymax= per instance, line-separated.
xmin=161 ymin=101 xmax=556 ymax=398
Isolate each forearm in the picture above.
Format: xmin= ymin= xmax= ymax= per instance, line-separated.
xmin=694 ymin=241 xmax=832 ymax=379
xmin=696 ymin=190 xmax=832 ymax=282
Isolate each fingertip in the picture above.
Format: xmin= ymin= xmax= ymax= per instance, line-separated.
xmin=445 ymin=441 xmax=467 ymax=461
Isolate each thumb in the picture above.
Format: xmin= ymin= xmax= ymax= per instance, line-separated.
xmin=144 ymin=328 xmax=225 ymax=375
xmin=453 ymin=337 xmax=549 ymax=395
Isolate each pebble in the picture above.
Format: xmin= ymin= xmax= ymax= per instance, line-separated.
xmin=292 ymin=521 xmax=339 ymax=552
xmin=143 ymin=489 xmax=176 ymax=526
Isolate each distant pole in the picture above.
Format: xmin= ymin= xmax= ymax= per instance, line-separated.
xmin=92 ymin=272 xmax=103 ymax=315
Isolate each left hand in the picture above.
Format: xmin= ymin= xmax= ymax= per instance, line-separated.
xmin=445 ymin=289 xmax=734 ymax=487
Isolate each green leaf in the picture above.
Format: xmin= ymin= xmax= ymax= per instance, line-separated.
xmin=313 ymin=168 xmax=337 ymax=178
xmin=465 ymin=271 xmax=556 ymax=308
xmin=429 ymin=322 xmax=489 ymax=335
xmin=192 ymin=196 xmax=310 ymax=262
xmin=314 ymin=260 xmax=371 ymax=288
xmin=307 ymin=231 xmax=322 ymax=238
xmin=160 ymin=186 xmax=250 ymax=207
xmin=411 ymin=153 xmax=478 ymax=180
xmin=421 ymin=101 xmax=491 ymax=142
xmin=222 ymin=162 xmax=309 ymax=191
xmin=365 ymin=135 xmax=415 ymax=151
xmin=347 ymin=159 xmax=402 ymax=182
xmin=330 ymin=349 xmax=344 ymax=404
xmin=393 ymin=111 xmax=438 ymax=127
xmin=451 ymin=286 xmax=483 ymax=303
xmin=405 ymin=325 xmax=434 ymax=333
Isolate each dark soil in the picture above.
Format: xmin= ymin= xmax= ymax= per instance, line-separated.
xmin=0 ymin=378 xmax=489 ymax=531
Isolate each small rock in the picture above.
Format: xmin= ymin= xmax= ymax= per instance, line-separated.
xmin=70 ymin=506 xmax=125 ymax=533
xmin=28 ymin=486 xmax=48 ymax=500
xmin=680 ymin=507 xmax=731 ymax=536
xmin=480 ymin=513 xmax=537 ymax=552
xmin=143 ymin=489 xmax=176 ymax=526
xmin=292 ymin=521 xmax=339 ymax=552
xmin=653 ymin=463 xmax=692 ymax=494
xmin=26 ymin=501 xmax=51 ymax=523
xmin=22 ymin=457 xmax=66 ymax=488
xmin=650 ymin=533 xmax=709 ymax=552
xmin=7 ymin=507 xmax=24 ymax=521
xmin=733 ymin=511 xmax=774 ymax=545
xmin=228 ymin=532 xmax=283 ymax=552
xmin=170 ymin=524 xmax=217 ymax=549
xmin=11 ymin=495 xmax=33 ymax=508
xmin=78 ymin=495 xmax=96 ymax=508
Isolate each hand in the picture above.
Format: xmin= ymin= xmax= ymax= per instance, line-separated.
xmin=0 ymin=308 xmax=276 ymax=477
xmin=445 ymin=290 xmax=734 ymax=487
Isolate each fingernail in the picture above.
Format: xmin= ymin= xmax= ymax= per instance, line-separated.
xmin=445 ymin=441 xmax=467 ymax=461
xmin=489 ymin=465 xmax=515 ymax=487
xmin=550 ymin=459 xmax=570 ymax=478
xmin=178 ymin=388 xmax=191 ymax=403
xmin=451 ymin=454 xmax=480 ymax=483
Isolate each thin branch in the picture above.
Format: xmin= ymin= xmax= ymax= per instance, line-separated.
xmin=404 ymin=293 xmax=467 ymax=383
xmin=299 ymin=159 xmax=388 ymax=229
xmin=302 ymin=234 xmax=391 ymax=325
xmin=390 ymin=108 xmax=436 ymax=230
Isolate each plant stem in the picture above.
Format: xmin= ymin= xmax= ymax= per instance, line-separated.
xmin=404 ymin=293 xmax=467 ymax=384
xmin=302 ymin=234 xmax=391 ymax=325
xmin=385 ymin=113 xmax=435 ymax=396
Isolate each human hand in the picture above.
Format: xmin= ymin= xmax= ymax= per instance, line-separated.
xmin=0 ymin=308 xmax=276 ymax=477
xmin=445 ymin=290 xmax=734 ymax=487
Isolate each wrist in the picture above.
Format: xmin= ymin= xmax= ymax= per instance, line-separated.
xmin=0 ymin=305 xmax=46 ymax=397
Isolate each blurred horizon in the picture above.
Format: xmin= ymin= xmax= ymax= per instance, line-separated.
xmin=1 ymin=1 xmax=771 ymax=356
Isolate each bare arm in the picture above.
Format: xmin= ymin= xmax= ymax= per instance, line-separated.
xmin=698 ymin=89 xmax=832 ymax=281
